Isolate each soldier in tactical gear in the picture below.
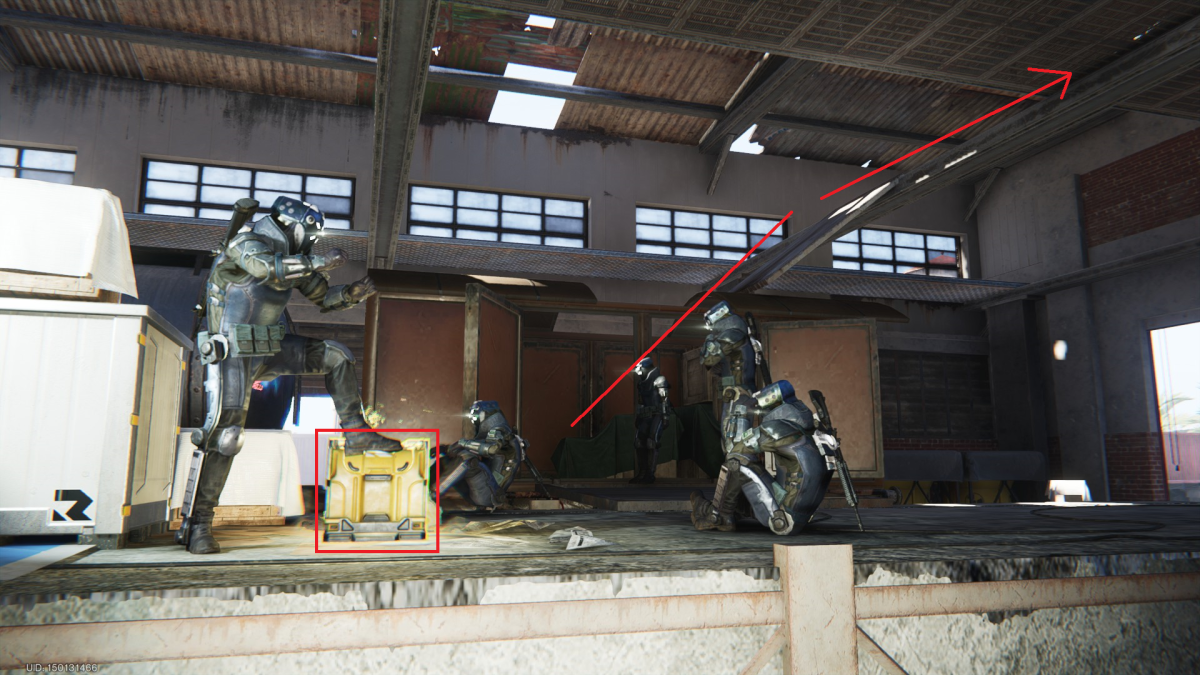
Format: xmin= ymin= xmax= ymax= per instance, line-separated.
xmin=699 ymin=301 xmax=762 ymax=455
xmin=630 ymin=357 xmax=672 ymax=484
xmin=691 ymin=381 xmax=836 ymax=535
xmin=178 ymin=196 xmax=397 ymax=555
xmin=438 ymin=401 xmax=524 ymax=509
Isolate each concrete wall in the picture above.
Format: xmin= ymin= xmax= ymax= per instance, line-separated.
xmin=975 ymin=112 xmax=1200 ymax=499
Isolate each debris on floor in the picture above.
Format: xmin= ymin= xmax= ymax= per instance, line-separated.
xmin=441 ymin=518 xmax=552 ymax=535
xmin=549 ymin=527 xmax=614 ymax=550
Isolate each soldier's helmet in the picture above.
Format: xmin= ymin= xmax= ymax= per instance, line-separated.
xmin=753 ymin=381 xmax=797 ymax=411
xmin=703 ymin=301 xmax=733 ymax=330
xmin=467 ymin=400 xmax=501 ymax=430
xmin=633 ymin=357 xmax=654 ymax=377
xmin=269 ymin=196 xmax=325 ymax=255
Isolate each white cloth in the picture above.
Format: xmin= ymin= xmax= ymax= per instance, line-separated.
xmin=172 ymin=430 xmax=305 ymax=517
xmin=0 ymin=178 xmax=138 ymax=297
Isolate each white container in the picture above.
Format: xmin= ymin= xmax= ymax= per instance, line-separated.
xmin=0 ymin=298 xmax=191 ymax=545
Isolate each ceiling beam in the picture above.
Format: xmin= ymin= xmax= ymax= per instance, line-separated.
xmin=980 ymin=0 xmax=1118 ymax=80
xmin=368 ymin=0 xmax=438 ymax=270
xmin=715 ymin=12 xmax=1200 ymax=294
xmin=698 ymin=56 xmax=820 ymax=155
xmin=883 ymin=0 xmax=977 ymax=65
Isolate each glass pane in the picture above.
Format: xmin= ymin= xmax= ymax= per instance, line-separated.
xmin=457 ymin=208 xmax=498 ymax=227
xmin=147 ymin=161 xmax=197 ymax=182
xmin=863 ymin=263 xmax=895 ymax=273
xmin=0 ymin=167 xmax=15 ymax=177
xmin=202 ymin=166 xmax=252 ymax=187
xmin=410 ymin=204 xmax=454 ymax=223
xmin=21 ymin=149 xmax=75 ymax=171
xmin=19 ymin=169 xmax=73 ymax=184
xmin=635 ymin=207 xmax=671 ymax=225
xmin=899 ymin=266 xmax=927 ymax=275
xmin=305 ymin=194 xmax=352 ymax=215
xmin=199 ymin=208 xmax=233 ymax=220
xmin=457 ymin=191 xmax=499 ymax=209
xmin=458 ymin=229 xmax=498 ymax=241
xmin=637 ymin=244 xmax=671 ymax=255
xmin=145 ymin=180 xmax=197 ymax=201
xmin=930 ymin=268 xmax=958 ymax=278
xmin=861 ymin=229 xmax=892 ymax=245
xmin=836 ymin=230 xmax=859 ymax=243
xmin=409 ymin=225 xmax=452 ymax=237
xmin=306 ymin=176 xmax=352 ymax=196
xmin=545 ymin=199 xmax=584 ymax=217
xmin=831 ymin=242 xmax=859 ymax=257
xmin=895 ymin=247 xmax=925 ymax=263
xmin=749 ymin=218 xmax=778 ymax=234
xmin=713 ymin=231 xmax=747 ymax=249
xmin=636 ymin=224 xmax=671 ymax=242
xmin=758 ymin=236 xmax=781 ymax=250
xmin=254 ymin=190 xmax=302 ymax=205
xmin=713 ymin=250 xmax=743 ymax=261
xmin=546 ymin=237 xmax=583 ymax=248
xmin=411 ymin=186 xmax=454 ymax=205
xmin=675 ymin=228 xmax=710 ymax=245
xmin=832 ymin=260 xmax=861 ymax=270
xmin=674 ymin=211 xmax=709 ymax=229
xmin=200 ymin=185 xmax=252 ymax=204
xmin=501 ymin=233 xmax=541 ymax=245
xmin=927 ymin=235 xmax=957 ymax=250
xmin=713 ymin=215 xmax=747 ymax=232
xmin=862 ymin=244 xmax=893 ymax=260
xmin=895 ymin=232 xmax=924 ymax=248
xmin=325 ymin=218 xmax=351 ymax=230
xmin=502 ymin=194 xmax=541 ymax=213
xmin=256 ymin=171 xmax=302 ymax=191
xmin=502 ymin=212 xmax=541 ymax=230
xmin=143 ymin=203 xmax=196 ymax=217
xmin=545 ymin=216 xmax=584 ymax=234
xmin=0 ymin=147 xmax=17 ymax=166
xmin=675 ymin=247 xmax=711 ymax=258
xmin=928 ymin=250 xmax=958 ymax=264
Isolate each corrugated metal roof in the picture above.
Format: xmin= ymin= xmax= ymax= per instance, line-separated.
xmin=556 ymin=27 xmax=759 ymax=145
xmin=2 ymin=0 xmax=143 ymax=79
xmin=125 ymin=214 xmax=1023 ymax=305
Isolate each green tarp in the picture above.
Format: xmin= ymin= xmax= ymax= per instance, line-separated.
xmin=552 ymin=404 xmax=724 ymax=479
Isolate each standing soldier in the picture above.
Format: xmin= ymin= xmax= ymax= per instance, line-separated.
xmin=630 ymin=357 xmax=672 ymax=484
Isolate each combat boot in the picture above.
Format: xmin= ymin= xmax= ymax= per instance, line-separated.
xmin=341 ymin=413 xmax=403 ymax=455
xmin=690 ymin=491 xmax=737 ymax=531
xmin=186 ymin=520 xmax=222 ymax=554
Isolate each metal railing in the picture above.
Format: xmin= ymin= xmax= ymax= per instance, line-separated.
xmin=2 ymin=544 xmax=1197 ymax=673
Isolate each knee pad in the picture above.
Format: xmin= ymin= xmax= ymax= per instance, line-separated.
xmin=322 ymin=341 xmax=355 ymax=370
xmin=215 ymin=425 xmax=244 ymax=456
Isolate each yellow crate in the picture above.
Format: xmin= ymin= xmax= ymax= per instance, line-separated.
xmin=323 ymin=436 xmax=434 ymax=542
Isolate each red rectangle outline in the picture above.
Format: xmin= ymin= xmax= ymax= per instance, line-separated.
xmin=314 ymin=428 xmax=441 ymax=554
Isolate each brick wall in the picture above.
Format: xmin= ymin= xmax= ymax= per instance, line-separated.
xmin=1106 ymin=432 xmax=1169 ymax=501
xmin=1079 ymin=127 xmax=1200 ymax=247
xmin=884 ymin=438 xmax=998 ymax=452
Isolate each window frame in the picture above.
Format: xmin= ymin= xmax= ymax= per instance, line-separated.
xmin=0 ymin=143 xmax=77 ymax=184
xmin=138 ymin=158 xmax=357 ymax=229
xmin=634 ymin=204 xmax=786 ymax=261
xmin=831 ymin=226 xmax=962 ymax=278
xmin=406 ymin=183 xmax=589 ymax=248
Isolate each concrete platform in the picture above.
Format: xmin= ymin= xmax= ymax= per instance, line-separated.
xmin=544 ymin=484 xmax=895 ymax=512
xmin=2 ymin=502 xmax=1199 ymax=598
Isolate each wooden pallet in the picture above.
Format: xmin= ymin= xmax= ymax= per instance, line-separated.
xmin=0 ymin=270 xmax=120 ymax=302
xmin=169 ymin=505 xmax=284 ymax=529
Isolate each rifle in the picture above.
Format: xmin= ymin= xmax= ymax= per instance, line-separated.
xmin=809 ymin=390 xmax=864 ymax=532
xmin=744 ymin=311 xmax=773 ymax=386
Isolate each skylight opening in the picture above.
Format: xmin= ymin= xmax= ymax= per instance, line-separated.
xmin=488 ymin=63 xmax=577 ymax=130
xmin=526 ymin=14 xmax=556 ymax=29
xmin=730 ymin=124 xmax=764 ymax=155
xmin=861 ymin=159 xmax=871 ymax=168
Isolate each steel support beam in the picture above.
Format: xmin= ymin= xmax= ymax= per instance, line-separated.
xmin=368 ymin=0 xmax=438 ymax=269
xmin=699 ymin=56 xmax=819 ymax=155
xmin=964 ymin=167 xmax=1001 ymax=222
xmin=716 ymin=12 xmax=1200 ymax=293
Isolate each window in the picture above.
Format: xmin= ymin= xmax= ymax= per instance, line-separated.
xmin=635 ymin=207 xmax=784 ymax=260
xmin=139 ymin=160 xmax=355 ymax=229
xmin=408 ymin=185 xmax=586 ymax=248
xmin=0 ymin=145 xmax=76 ymax=184
xmin=832 ymin=227 xmax=960 ymax=277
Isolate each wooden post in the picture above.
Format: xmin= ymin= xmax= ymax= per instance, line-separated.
xmin=774 ymin=543 xmax=858 ymax=675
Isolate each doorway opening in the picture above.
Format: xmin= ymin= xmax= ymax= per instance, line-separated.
xmin=1150 ymin=321 xmax=1200 ymax=502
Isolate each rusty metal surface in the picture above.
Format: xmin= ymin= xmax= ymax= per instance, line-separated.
xmin=0 ymin=0 xmax=143 ymax=78
xmin=596 ymin=340 xmax=636 ymax=431
xmin=557 ymin=28 xmax=759 ymax=144
xmin=520 ymin=339 xmax=587 ymax=470
xmin=474 ymin=289 xmax=521 ymax=428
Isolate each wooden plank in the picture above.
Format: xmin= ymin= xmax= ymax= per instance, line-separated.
xmin=775 ymin=544 xmax=858 ymax=675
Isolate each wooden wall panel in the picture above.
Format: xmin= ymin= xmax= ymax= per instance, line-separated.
xmin=520 ymin=340 xmax=587 ymax=471
xmin=476 ymin=294 xmax=520 ymax=428
xmin=372 ymin=298 xmax=465 ymax=445
xmin=764 ymin=319 xmax=884 ymax=477
xmin=596 ymin=341 xmax=636 ymax=432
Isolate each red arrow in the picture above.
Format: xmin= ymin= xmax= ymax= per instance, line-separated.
xmin=820 ymin=68 xmax=1072 ymax=201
